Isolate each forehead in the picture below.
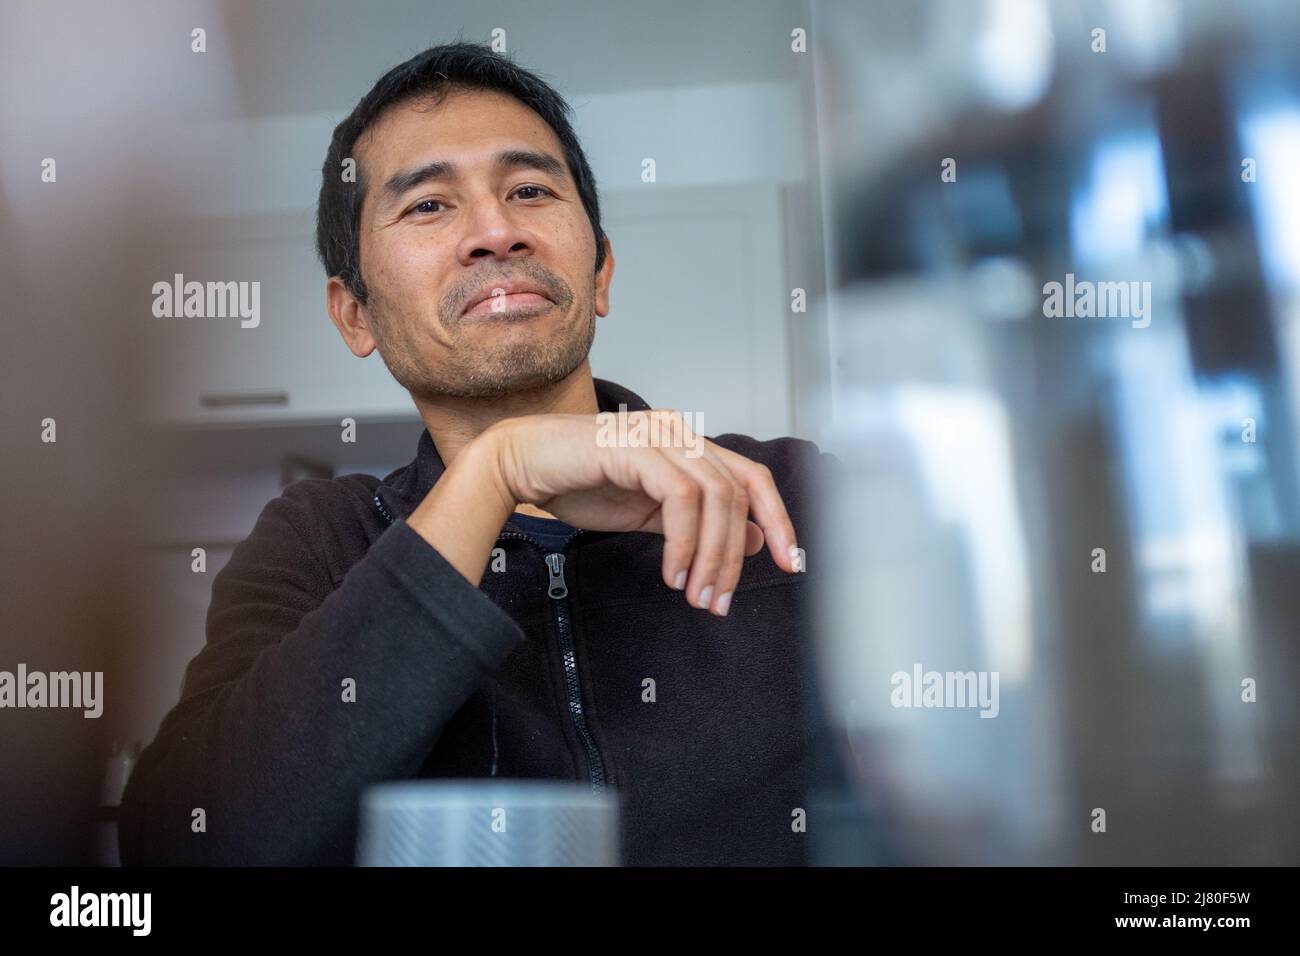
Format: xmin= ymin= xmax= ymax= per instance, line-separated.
xmin=358 ymin=88 xmax=565 ymax=184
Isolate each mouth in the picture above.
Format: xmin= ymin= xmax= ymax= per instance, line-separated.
xmin=463 ymin=290 xmax=553 ymax=317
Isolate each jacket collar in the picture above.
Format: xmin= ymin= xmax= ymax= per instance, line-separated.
xmin=376 ymin=377 xmax=653 ymax=520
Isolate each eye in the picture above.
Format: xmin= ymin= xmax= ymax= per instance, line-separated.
xmin=406 ymin=198 xmax=445 ymax=217
xmin=512 ymin=184 xmax=553 ymax=201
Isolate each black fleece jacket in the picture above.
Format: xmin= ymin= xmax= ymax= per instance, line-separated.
xmin=118 ymin=378 xmax=839 ymax=866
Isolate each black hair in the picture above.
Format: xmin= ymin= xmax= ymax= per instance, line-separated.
xmin=316 ymin=42 xmax=605 ymax=304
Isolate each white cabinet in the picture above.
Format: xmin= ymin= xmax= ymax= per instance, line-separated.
xmin=130 ymin=211 xmax=415 ymax=426
xmin=593 ymin=183 xmax=792 ymax=438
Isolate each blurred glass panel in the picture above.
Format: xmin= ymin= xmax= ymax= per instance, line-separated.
xmin=808 ymin=0 xmax=1300 ymax=864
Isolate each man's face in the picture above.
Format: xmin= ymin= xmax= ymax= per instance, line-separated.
xmin=328 ymin=88 xmax=613 ymax=399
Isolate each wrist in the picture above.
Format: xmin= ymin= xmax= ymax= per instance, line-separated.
xmin=465 ymin=421 xmax=521 ymax=515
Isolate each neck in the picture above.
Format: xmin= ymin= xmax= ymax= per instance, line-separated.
xmin=413 ymin=361 xmax=599 ymax=514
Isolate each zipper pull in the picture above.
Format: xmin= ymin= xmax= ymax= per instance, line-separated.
xmin=544 ymin=552 xmax=568 ymax=599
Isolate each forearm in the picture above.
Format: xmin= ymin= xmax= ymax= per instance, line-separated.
xmin=405 ymin=427 xmax=517 ymax=587
xmin=118 ymin=478 xmax=526 ymax=866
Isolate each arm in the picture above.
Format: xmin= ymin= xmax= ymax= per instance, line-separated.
xmin=404 ymin=427 xmax=518 ymax=586
xmin=117 ymin=434 xmax=522 ymax=866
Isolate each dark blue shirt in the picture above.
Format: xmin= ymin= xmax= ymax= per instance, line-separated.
xmin=504 ymin=511 xmax=579 ymax=553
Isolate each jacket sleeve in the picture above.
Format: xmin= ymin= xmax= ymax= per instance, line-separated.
xmin=117 ymin=480 xmax=526 ymax=866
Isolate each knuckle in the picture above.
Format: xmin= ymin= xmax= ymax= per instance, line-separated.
xmin=696 ymin=542 xmax=724 ymax=565
xmin=672 ymin=476 xmax=700 ymax=500
xmin=703 ymin=476 xmax=732 ymax=500
xmin=669 ymin=533 xmax=697 ymax=553
xmin=652 ymin=408 xmax=693 ymax=434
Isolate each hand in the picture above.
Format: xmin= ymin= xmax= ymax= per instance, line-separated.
xmin=481 ymin=409 xmax=801 ymax=616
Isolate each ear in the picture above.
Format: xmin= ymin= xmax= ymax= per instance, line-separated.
xmin=594 ymin=236 xmax=615 ymax=317
xmin=326 ymin=275 xmax=378 ymax=357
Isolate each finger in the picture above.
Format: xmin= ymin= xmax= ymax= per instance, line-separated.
xmin=703 ymin=442 xmax=800 ymax=573
xmin=661 ymin=446 xmax=737 ymax=611
xmin=707 ymin=451 xmax=751 ymax=616
xmin=603 ymin=446 xmax=700 ymax=591
xmin=655 ymin=472 xmax=701 ymax=591
xmin=655 ymin=408 xmax=748 ymax=606
xmin=645 ymin=512 xmax=760 ymax=557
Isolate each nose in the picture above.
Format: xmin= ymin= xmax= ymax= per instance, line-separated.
xmin=455 ymin=192 xmax=534 ymax=266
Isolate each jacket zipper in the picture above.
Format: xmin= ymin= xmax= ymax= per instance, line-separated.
xmin=499 ymin=530 xmax=607 ymax=793
xmin=373 ymin=494 xmax=608 ymax=792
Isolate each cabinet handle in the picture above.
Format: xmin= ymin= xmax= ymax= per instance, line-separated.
xmin=199 ymin=390 xmax=289 ymax=408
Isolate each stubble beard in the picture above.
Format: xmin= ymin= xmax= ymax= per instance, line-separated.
xmin=367 ymin=277 xmax=596 ymax=401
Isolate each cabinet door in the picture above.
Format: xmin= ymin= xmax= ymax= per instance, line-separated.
xmin=130 ymin=212 xmax=414 ymax=426
xmin=592 ymin=183 xmax=791 ymax=438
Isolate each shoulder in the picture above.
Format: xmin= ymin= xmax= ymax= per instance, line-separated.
xmin=229 ymin=472 xmax=387 ymax=585
xmin=258 ymin=472 xmax=383 ymax=527
xmin=708 ymin=433 xmax=838 ymax=492
xmin=706 ymin=433 xmax=841 ymax=548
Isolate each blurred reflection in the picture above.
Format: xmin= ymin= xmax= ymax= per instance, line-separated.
xmin=810 ymin=0 xmax=1300 ymax=864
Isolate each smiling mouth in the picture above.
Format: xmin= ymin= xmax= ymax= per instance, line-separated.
xmin=463 ymin=291 xmax=553 ymax=317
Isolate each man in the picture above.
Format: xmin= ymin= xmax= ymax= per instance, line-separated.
xmin=119 ymin=42 xmax=839 ymax=866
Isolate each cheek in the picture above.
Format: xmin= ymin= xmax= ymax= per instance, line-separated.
xmin=371 ymin=238 xmax=439 ymax=297
xmin=556 ymin=213 xmax=594 ymax=266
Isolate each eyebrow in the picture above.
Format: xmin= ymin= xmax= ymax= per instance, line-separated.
xmin=377 ymin=149 xmax=568 ymax=211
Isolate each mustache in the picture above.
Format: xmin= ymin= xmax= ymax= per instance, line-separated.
xmin=450 ymin=264 xmax=572 ymax=318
